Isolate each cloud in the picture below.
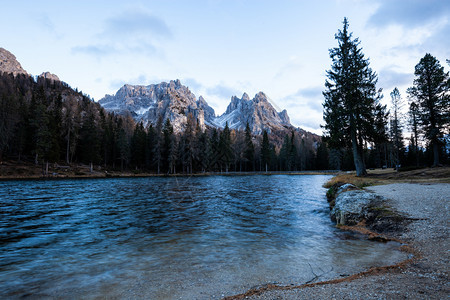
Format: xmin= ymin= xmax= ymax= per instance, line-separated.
xmin=423 ymin=22 xmax=450 ymax=58
xmin=282 ymin=87 xmax=324 ymax=113
xmin=206 ymin=83 xmax=240 ymax=99
xmin=72 ymin=45 xmax=117 ymax=57
xmin=182 ymin=78 xmax=203 ymax=91
xmin=378 ymin=67 xmax=414 ymax=90
xmin=37 ymin=14 xmax=63 ymax=39
xmin=274 ymin=56 xmax=303 ymax=79
xmin=278 ymin=86 xmax=325 ymax=132
xmin=109 ymin=74 xmax=149 ymax=91
xmin=101 ymin=11 xmax=172 ymax=39
xmin=368 ymin=0 xmax=450 ymax=28
xmin=289 ymin=110 xmax=323 ymax=135
xmin=72 ymin=10 xmax=170 ymax=58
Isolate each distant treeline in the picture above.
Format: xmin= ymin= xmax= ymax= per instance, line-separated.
xmin=0 ymin=72 xmax=327 ymax=174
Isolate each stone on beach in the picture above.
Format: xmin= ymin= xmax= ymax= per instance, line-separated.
xmin=330 ymin=190 xmax=384 ymax=225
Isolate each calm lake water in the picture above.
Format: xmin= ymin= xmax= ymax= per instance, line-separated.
xmin=0 ymin=175 xmax=406 ymax=299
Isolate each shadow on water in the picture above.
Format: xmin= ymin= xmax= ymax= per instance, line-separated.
xmin=0 ymin=175 xmax=407 ymax=299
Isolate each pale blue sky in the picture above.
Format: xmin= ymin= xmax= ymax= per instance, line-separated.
xmin=2 ymin=0 xmax=449 ymax=133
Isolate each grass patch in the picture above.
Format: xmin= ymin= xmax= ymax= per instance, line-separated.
xmin=323 ymin=173 xmax=375 ymax=189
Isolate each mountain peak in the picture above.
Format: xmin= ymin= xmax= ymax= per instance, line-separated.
xmin=213 ymin=92 xmax=292 ymax=134
xmin=39 ymin=72 xmax=60 ymax=82
xmin=0 ymin=47 xmax=28 ymax=76
xmin=98 ymin=80 xmax=293 ymax=135
xmin=99 ymin=81 xmax=215 ymax=132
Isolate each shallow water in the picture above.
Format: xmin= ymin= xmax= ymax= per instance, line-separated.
xmin=0 ymin=175 xmax=406 ymax=299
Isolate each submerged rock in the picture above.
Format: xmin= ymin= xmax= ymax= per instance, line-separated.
xmin=330 ymin=190 xmax=384 ymax=225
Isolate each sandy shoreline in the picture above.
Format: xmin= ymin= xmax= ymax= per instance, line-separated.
xmin=228 ymin=182 xmax=449 ymax=299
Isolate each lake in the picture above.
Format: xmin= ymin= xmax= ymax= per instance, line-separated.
xmin=0 ymin=175 xmax=407 ymax=299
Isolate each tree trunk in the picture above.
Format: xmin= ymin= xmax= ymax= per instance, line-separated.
xmin=432 ymin=139 xmax=439 ymax=167
xmin=351 ymin=128 xmax=367 ymax=176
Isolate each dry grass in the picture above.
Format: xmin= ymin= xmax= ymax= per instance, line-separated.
xmin=324 ymin=167 xmax=450 ymax=188
xmin=323 ymin=172 xmax=377 ymax=188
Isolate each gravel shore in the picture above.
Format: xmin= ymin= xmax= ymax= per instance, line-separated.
xmin=240 ymin=183 xmax=449 ymax=299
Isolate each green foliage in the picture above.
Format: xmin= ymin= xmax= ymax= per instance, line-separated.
xmin=407 ymin=53 xmax=449 ymax=166
xmin=218 ymin=122 xmax=233 ymax=172
xmin=261 ymin=130 xmax=271 ymax=171
xmin=131 ymin=122 xmax=146 ymax=168
xmin=323 ymin=18 xmax=382 ymax=176
xmin=244 ymin=122 xmax=255 ymax=171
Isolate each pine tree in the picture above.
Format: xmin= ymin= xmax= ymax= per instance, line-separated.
xmin=280 ymin=133 xmax=296 ymax=171
xmin=219 ymin=122 xmax=233 ymax=172
xmin=407 ymin=54 xmax=449 ymax=166
xmin=373 ymin=103 xmax=389 ymax=168
xmin=323 ymin=18 xmax=382 ymax=176
xmin=232 ymin=129 xmax=245 ymax=172
xmin=153 ymin=116 xmax=164 ymax=174
xmin=79 ymin=105 xmax=101 ymax=166
xmin=0 ymin=94 xmax=19 ymax=161
xmin=30 ymin=87 xmax=53 ymax=166
xmin=244 ymin=122 xmax=255 ymax=171
xmin=389 ymin=87 xmax=404 ymax=170
xmin=208 ymin=128 xmax=220 ymax=171
xmin=131 ymin=122 xmax=146 ymax=169
xmin=315 ymin=141 xmax=329 ymax=170
xmin=162 ymin=118 xmax=176 ymax=173
xmin=195 ymin=125 xmax=209 ymax=172
xmin=146 ymin=124 xmax=156 ymax=171
xmin=261 ymin=130 xmax=271 ymax=172
xmin=408 ymin=102 xmax=421 ymax=166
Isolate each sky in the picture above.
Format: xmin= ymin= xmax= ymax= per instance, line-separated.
xmin=1 ymin=0 xmax=449 ymax=134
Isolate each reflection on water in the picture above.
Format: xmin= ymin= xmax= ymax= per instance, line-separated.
xmin=0 ymin=175 xmax=406 ymax=299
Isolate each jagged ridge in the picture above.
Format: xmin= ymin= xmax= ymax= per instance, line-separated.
xmin=212 ymin=92 xmax=292 ymax=134
xmin=99 ymin=80 xmax=215 ymax=132
xmin=99 ymin=81 xmax=294 ymax=135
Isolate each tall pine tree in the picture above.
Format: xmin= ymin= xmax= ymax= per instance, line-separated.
xmin=389 ymin=87 xmax=404 ymax=169
xmin=244 ymin=122 xmax=255 ymax=171
xmin=407 ymin=54 xmax=449 ymax=166
xmin=323 ymin=18 xmax=382 ymax=176
xmin=261 ymin=130 xmax=271 ymax=172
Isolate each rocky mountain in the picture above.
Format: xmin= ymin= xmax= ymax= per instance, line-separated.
xmin=39 ymin=72 xmax=60 ymax=82
xmin=99 ymin=80 xmax=215 ymax=132
xmin=0 ymin=47 xmax=29 ymax=76
xmin=99 ymin=80 xmax=295 ymax=135
xmin=211 ymin=92 xmax=292 ymax=134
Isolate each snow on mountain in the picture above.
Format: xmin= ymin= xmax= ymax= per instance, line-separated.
xmin=98 ymin=80 xmax=293 ymax=135
xmin=211 ymin=92 xmax=292 ymax=134
xmin=99 ymin=80 xmax=215 ymax=132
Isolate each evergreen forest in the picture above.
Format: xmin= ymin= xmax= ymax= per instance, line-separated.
xmin=0 ymin=72 xmax=323 ymax=175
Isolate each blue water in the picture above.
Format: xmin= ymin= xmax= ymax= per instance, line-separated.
xmin=0 ymin=175 xmax=406 ymax=299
